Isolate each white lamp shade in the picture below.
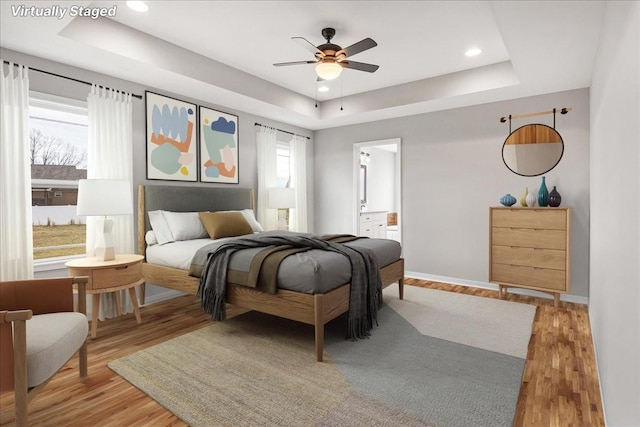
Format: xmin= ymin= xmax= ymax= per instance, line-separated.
xmin=268 ymin=187 xmax=296 ymax=209
xmin=77 ymin=179 xmax=133 ymax=216
xmin=315 ymin=62 xmax=342 ymax=80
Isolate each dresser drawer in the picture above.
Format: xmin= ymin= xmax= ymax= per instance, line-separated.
xmin=491 ymin=245 xmax=566 ymax=270
xmin=91 ymin=262 xmax=142 ymax=290
xmin=491 ymin=208 xmax=567 ymax=230
xmin=492 ymin=227 xmax=566 ymax=250
xmin=360 ymin=212 xmax=386 ymax=223
xmin=491 ymin=263 xmax=567 ymax=292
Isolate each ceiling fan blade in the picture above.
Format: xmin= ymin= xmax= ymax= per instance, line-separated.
xmin=292 ymin=37 xmax=324 ymax=57
xmin=338 ymin=38 xmax=377 ymax=58
xmin=340 ymin=60 xmax=379 ymax=73
xmin=273 ymin=60 xmax=319 ymax=67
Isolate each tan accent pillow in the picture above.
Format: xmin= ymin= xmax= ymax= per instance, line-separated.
xmin=198 ymin=211 xmax=253 ymax=239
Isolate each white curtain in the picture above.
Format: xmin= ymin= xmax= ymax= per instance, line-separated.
xmin=87 ymin=85 xmax=134 ymax=319
xmin=0 ymin=62 xmax=33 ymax=280
xmin=256 ymin=125 xmax=278 ymax=230
xmin=289 ymin=134 xmax=308 ymax=232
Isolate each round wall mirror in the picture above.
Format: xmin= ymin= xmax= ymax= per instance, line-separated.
xmin=502 ymin=123 xmax=564 ymax=176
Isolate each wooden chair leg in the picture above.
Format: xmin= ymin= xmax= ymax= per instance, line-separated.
xmin=13 ymin=319 xmax=28 ymax=427
xmin=79 ymin=340 xmax=88 ymax=378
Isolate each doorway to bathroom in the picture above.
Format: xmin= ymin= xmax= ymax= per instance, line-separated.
xmin=353 ymin=138 xmax=401 ymax=245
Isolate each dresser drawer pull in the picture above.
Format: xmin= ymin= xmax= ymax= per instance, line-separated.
xmin=115 ymin=265 xmax=129 ymax=270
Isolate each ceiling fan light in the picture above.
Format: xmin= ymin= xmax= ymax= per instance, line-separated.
xmin=316 ymin=62 xmax=342 ymax=80
xmin=465 ymin=48 xmax=482 ymax=57
xmin=126 ymin=1 xmax=149 ymax=12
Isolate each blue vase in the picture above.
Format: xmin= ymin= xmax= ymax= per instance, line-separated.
xmin=500 ymin=193 xmax=516 ymax=207
xmin=538 ymin=176 xmax=549 ymax=207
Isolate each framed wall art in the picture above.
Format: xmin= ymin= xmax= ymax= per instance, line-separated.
xmin=145 ymin=91 xmax=197 ymax=182
xmin=199 ymin=106 xmax=239 ymax=184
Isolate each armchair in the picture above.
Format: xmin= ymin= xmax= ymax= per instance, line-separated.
xmin=0 ymin=277 xmax=89 ymax=427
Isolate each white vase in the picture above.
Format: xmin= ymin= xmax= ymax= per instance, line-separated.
xmin=526 ymin=192 xmax=536 ymax=207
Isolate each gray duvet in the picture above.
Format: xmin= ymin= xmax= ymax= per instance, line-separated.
xmin=189 ymin=230 xmax=401 ymax=294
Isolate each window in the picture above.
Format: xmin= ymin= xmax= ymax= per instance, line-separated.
xmin=29 ymin=92 xmax=88 ymax=260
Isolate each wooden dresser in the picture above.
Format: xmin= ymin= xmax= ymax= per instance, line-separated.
xmin=489 ymin=207 xmax=571 ymax=307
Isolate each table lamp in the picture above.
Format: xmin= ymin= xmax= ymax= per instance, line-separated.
xmin=77 ymin=179 xmax=133 ymax=261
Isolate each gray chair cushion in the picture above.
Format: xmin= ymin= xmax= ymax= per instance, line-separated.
xmin=26 ymin=312 xmax=88 ymax=388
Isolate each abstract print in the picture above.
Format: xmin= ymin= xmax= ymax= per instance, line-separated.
xmin=146 ymin=92 xmax=197 ymax=181
xmin=199 ymin=106 xmax=239 ymax=184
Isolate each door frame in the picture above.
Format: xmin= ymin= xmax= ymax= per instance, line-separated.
xmin=352 ymin=138 xmax=402 ymax=244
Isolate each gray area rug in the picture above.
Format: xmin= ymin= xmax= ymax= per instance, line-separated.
xmin=109 ymin=286 xmax=536 ymax=426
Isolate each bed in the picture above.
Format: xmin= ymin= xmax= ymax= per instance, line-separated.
xmin=137 ymin=184 xmax=405 ymax=361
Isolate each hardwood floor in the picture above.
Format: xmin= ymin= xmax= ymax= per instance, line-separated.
xmin=0 ymin=279 xmax=605 ymax=426
xmin=404 ymin=278 xmax=605 ymax=427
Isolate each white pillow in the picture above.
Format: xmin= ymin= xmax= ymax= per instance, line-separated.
xmin=148 ymin=210 xmax=174 ymax=245
xmin=145 ymin=230 xmax=158 ymax=246
xmin=240 ymin=209 xmax=263 ymax=232
xmin=162 ymin=211 xmax=209 ymax=241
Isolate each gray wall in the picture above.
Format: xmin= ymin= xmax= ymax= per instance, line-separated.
xmin=314 ymin=88 xmax=590 ymax=299
xmin=589 ymin=1 xmax=640 ymax=425
xmin=0 ymin=48 xmax=314 ymax=208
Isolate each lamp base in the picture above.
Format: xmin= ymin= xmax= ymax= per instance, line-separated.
xmin=95 ymin=245 xmax=115 ymax=262
xmin=95 ymin=217 xmax=116 ymax=261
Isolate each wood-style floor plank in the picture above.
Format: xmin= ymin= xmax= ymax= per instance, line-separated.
xmin=0 ymin=280 xmax=605 ymax=426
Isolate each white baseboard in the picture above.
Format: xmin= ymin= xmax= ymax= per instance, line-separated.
xmin=405 ymin=271 xmax=589 ymax=305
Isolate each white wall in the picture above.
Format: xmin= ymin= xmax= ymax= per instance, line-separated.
xmin=365 ymin=147 xmax=396 ymax=212
xmin=589 ymin=1 xmax=640 ymax=425
xmin=314 ymin=88 xmax=591 ymax=299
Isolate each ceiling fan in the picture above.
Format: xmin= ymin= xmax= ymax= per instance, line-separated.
xmin=273 ymin=28 xmax=379 ymax=81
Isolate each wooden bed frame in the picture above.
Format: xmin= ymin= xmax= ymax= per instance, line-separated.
xmin=137 ymin=184 xmax=404 ymax=361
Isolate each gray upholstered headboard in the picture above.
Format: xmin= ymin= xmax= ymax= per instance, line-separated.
xmin=137 ymin=184 xmax=254 ymax=255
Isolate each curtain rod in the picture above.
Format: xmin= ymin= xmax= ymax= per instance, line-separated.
xmin=498 ymin=107 xmax=571 ymax=123
xmin=2 ymin=60 xmax=143 ymax=99
xmin=254 ymin=122 xmax=310 ymax=140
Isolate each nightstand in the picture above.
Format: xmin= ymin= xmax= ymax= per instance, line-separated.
xmin=65 ymin=254 xmax=144 ymax=338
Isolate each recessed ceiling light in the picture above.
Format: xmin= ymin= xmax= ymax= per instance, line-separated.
xmin=465 ymin=48 xmax=482 ymax=57
xmin=318 ymin=86 xmax=330 ymax=92
xmin=127 ymin=1 xmax=149 ymax=12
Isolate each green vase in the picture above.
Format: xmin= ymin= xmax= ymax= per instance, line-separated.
xmin=538 ymin=176 xmax=549 ymax=207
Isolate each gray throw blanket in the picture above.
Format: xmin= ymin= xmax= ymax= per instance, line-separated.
xmin=197 ymin=233 xmax=383 ymax=340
